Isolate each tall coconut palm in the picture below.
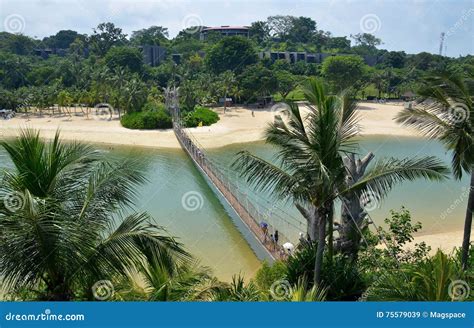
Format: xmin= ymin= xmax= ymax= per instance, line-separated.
xmin=219 ymin=70 xmax=236 ymax=113
xmin=396 ymin=69 xmax=474 ymax=270
xmin=233 ymin=78 xmax=449 ymax=284
xmin=0 ymin=129 xmax=191 ymax=300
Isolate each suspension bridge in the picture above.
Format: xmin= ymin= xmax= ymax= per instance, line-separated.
xmin=172 ymin=115 xmax=304 ymax=262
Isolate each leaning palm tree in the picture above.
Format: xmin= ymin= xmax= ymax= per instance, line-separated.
xmin=396 ymin=69 xmax=474 ymax=270
xmin=0 ymin=129 xmax=191 ymax=300
xmin=233 ymin=78 xmax=449 ymax=284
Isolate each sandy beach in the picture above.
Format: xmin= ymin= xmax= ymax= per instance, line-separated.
xmin=0 ymin=101 xmax=420 ymax=149
xmin=410 ymin=231 xmax=464 ymax=255
xmin=0 ymin=101 xmax=467 ymax=251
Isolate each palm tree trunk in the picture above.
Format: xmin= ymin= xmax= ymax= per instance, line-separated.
xmin=461 ymin=167 xmax=474 ymax=270
xmin=224 ymin=90 xmax=227 ymax=114
xmin=314 ymin=208 xmax=327 ymax=285
xmin=296 ymin=204 xmax=319 ymax=241
xmin=327 ymin=204 xmax=334 ymax=266
xmin=338 ymin=153 xmax=374 ymax=258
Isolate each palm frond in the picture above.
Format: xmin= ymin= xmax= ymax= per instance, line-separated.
xmin=342 ymin=156 xmax=449 ymax=199
xmin=232 ymin=151 xmax=307 ymax=202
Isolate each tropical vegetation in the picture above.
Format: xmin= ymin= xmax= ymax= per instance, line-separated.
xmin=0 ymin=130 xmax=190 ymax=300
xmin=121 ymin=103 xmax=172 ymax=129
xmin=182 ymin=106 xmax=220 ymax=128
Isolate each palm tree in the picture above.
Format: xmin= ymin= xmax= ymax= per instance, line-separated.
xmin=219 ymin=70 xmax=236 ymax=113
xmin=111 ymin=67 xmax=128 ymax=118
xmin=396 ymin=70 xmax=474 ymax=270
xmin=233 ymin=78 xmax=449 ymax=284
xmin=114 ymin=257 xmax=225 ymax=301
xmin=286 ymin=277 xmax=327 ymax=301
xmin=0 ymin=130 xmax=191 ymax=300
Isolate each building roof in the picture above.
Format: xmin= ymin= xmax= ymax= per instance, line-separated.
xmin=201 ymin=26 xmax=249 ymax=32
xmin=402 ymin=91 xmax=416 ymax=97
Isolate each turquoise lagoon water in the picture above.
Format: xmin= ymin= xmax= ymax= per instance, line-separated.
xmin=0 ymin=135 xmax=469 ymax=280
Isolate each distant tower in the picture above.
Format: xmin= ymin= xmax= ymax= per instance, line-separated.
xmin=439 ymin=32 xmax=445 ymax=56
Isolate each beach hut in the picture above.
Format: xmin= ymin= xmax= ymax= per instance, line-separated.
xmin=401 ymin=91 xmax=416 ymax=101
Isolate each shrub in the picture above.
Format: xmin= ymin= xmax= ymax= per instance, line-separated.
xmin=142 ymin=100 xmax=166 ymax=112
xmin=286 ymin=243 xmax=366 ymax=301
xmin=358 ymin=207 xmax=431 ymax=274
xmin=182 ymin=106 xmax=219 ymax=128
xmin=254 ymin=261 xmax=288 ymax=293
xmin=365 ymin=250 xmax=472 ymax=301
xmin=121 ymin=110 xmax=172 ymax=130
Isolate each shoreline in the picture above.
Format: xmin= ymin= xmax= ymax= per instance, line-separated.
xmin=0 ymin=102 xmax=422 ymax=150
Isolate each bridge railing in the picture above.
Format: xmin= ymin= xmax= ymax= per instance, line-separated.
xmin=173 ymin=121 xmax=292 ymax=260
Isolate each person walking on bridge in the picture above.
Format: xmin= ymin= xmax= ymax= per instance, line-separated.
xmin=260 ymin=221 xmax=269 ymax=243
xmin=273 ymin=230 xmax=279 ymax=251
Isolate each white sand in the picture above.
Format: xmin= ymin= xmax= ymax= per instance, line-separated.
xmin=0 ymin=114 xmax=180 ymax=148
xmin=410 ymin=231 xmax=464 ymax=255
xmin=0 ymin=102 xmax=420 ymax=149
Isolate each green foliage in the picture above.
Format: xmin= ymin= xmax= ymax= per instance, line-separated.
xmin=273 ymin=69 xmax=299 ymax=98
xmin=287 ymin=277 xmax=327 ymax=302
xmin=321 ymin=55 xmax=367 ymax=92
xmin=358 ymin=207 xmax=432 ymax=273
xmin=0 ymin=130 xmax=190 ymax=300
xmin=205 ymin=36 xmax=258 ymax=74
xmin=351 ymin=33 xmax=382 ymax=48
xmin=286 ymin=243 xmax=365 ymax=300
xmin=105 ymin=46 xmax=143 ymax=73
xmin=365 ymin=250 xmax=473 ymax=301
xmin=322 ymin=254 xmax=366 ymax=301
xmin=220 ymin=275 xmax=261 ymax=301
xmin=249 ymin=21 xmax=270 ymax=43
xmin=396 ymin=69 xmax=474 ymax=269
xmin=182 ymin=106 xmax=219 ymax=127
xmin=286 ymin=242 xmax=318 ymax=285
xmin=254 ymin=261 xmax=288 ymax=292
xmin=89 ymin=22 xmax=128 ymax=57
xmin=42 ymin=30 xmax=85 ymax=49
xmin=0 ymin=32 xmax=36 ymax=55
xmin=238 ymin=63 xmax=278 ymax=102
xmin=142 ymin=100 xmax=166 ymax=112
xmin=130 ymin=26 xmax=169 ymax=46
xmin=121 ymin=110 xmax=172 ymax=130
